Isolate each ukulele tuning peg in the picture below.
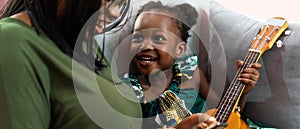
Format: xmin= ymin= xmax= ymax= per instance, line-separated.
xmin=284 ymin=30 xmax=292 ymax=36
xmin=276 ymin=40 xmax=283 ymax=48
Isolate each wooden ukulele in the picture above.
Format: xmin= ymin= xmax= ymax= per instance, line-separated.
xmin=206 ymin=17 xmax=289 ymax=129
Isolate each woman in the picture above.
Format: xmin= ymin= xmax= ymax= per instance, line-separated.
xmin=0 ymin=0 xmax=220 ymax=129
xmin=0 ymin=0 xmax=144 ymax=128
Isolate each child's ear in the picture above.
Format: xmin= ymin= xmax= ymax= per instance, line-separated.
xmin=175 ymin=42 xmax=186 ymax=58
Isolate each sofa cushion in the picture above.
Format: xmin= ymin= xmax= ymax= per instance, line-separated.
xmin=96 ymin=0 xmax=300 ymax=128
xmin=209 ymin=1 xmax=300 ymax=128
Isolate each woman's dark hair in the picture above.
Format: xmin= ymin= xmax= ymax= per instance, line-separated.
xmin=0 ymin=0 xmax=105 ymax=71
xmin=136 ymin=1 xmax=198 ymax=43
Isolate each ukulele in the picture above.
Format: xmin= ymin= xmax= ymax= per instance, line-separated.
xmin=157 ymin=17 xmax=288 ymax=128
xmin=205 ymin=17 xmax=289 ymax=129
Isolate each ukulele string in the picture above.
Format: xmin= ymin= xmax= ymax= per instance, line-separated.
xmin=252 ymin=25 xmax=268 ymax=49
xmin=214 ymin=18 xmax=287 ymax=124
xmin=216 ymin=38 xmax=262 ymax=122
xmin=216 ymin=24 xmax=278 ymax=121
xmin=257 ymin=25 xmax=278 ymax=51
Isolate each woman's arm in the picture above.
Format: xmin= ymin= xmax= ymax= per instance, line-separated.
xmin=0 ymin=27 xmax=51 ymax=128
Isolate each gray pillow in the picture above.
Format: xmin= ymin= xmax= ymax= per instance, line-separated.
xmin=97 ymin=0 xmax=300 ymax=128
xmin=209 ymin=1 xmax=300 ymax=128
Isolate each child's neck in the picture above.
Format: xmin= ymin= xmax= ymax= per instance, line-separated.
xmin=138 ymin=69 xmax=174 ymax=101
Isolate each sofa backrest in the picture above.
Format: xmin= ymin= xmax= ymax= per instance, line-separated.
xmin=96 ymin=0 xmax=300 ymax=128
xmin=209 ymin=1 xmax=300 ymax=128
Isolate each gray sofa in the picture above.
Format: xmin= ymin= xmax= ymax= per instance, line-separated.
xmin=96 ymin=0 xmax=300 ymax=128
xmin=209 ymin=1 xmax=300 ymax=128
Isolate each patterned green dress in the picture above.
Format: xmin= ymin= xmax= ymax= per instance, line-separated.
xmin=121 ymin=54 xmax=207 ymax=127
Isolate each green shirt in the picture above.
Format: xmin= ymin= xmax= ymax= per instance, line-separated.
xmin=0 ymin=18 xmax=142 ymax=129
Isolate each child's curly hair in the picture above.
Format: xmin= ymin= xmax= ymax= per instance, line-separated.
xmin=136 ymin=1 xmax=198 ymax=43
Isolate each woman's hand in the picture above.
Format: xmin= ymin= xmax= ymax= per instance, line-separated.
xmin=236 ymin=60 xmax=262 ymax=95
xmin=169 ymin=113 xmax=220 ymax=129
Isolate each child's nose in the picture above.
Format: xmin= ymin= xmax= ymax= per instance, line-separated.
xmin=139 ymin=41 xmax=154 ymax=50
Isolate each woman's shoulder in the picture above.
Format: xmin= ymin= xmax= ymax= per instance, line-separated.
xmin=0 ymin=17 xmax=60 ymax=68
xmin=0 ymin=17 xmax=39 ymax=50
xmin=0 ymin=16 xmax=56 ymax=54
xmin=1 ymin=17 xmax=34 ymax=40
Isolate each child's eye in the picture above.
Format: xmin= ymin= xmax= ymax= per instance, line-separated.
xmin=132 ymin=34 xmax=143 ymax=43
xmin=153 ymin=35 xmax=166 ymax=42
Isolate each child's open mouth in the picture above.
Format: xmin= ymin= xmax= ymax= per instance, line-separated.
xmin=136 ymin=55 xmax=157 ymax=66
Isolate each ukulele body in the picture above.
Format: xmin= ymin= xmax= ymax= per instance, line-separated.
xmin=206 ymin=109 xmax=249 ymax=129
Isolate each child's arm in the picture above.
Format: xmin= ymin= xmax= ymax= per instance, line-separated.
xmin=236 ymin=60 xmax=262 ymax=112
